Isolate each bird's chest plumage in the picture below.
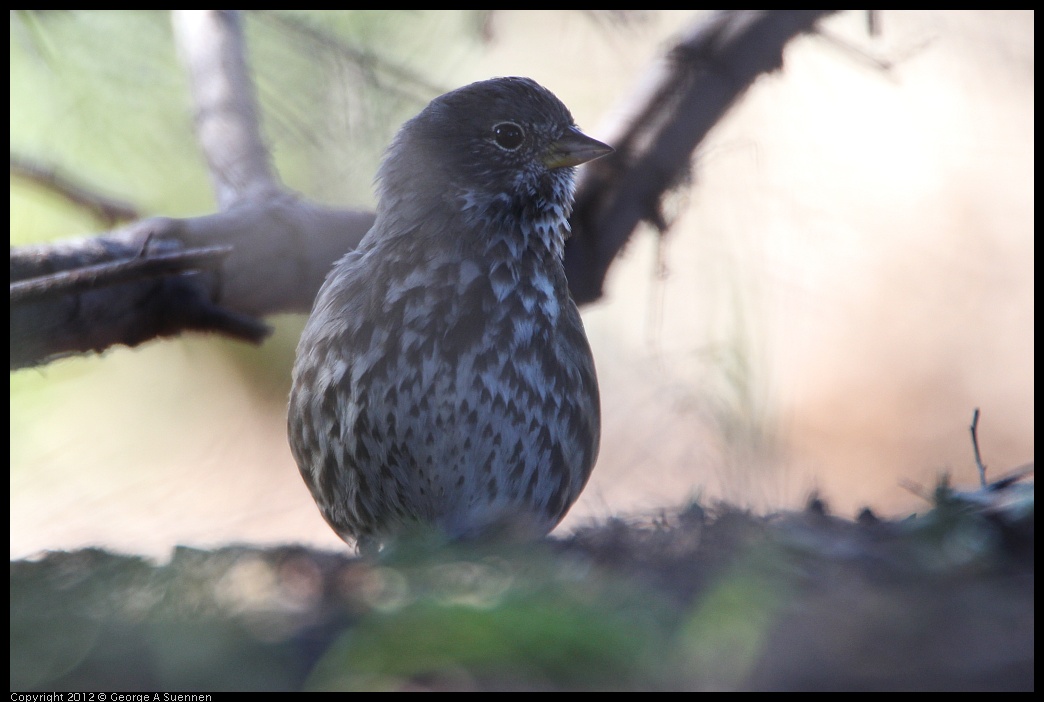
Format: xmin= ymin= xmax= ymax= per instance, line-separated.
xmin=324 ymin=232 xmax=595 ymax=534
xmin=367 ymin=245 xmax=568 ymax=447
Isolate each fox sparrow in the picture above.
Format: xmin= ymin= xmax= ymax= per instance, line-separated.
xmin=288 ymin=77 xmax=611 ymax=552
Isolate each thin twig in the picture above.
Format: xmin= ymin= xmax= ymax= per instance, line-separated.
xmin=10 ymin=153 xmax=140 ymax=226
xmin=255 ymin=11 xmax=447 ymax=102
xmin=969 ymin=407 xmax=988 ymax=488
xmin=899 ymin=478 xmax=932 ymax=503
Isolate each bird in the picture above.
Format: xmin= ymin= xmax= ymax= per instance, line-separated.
xmin=288 ymin=77 xmax=611 ymax=553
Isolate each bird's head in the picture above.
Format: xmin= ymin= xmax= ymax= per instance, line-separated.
xmin=375 ymin=77 xmax=612 ymax=241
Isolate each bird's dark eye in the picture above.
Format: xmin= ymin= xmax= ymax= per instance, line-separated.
xmin=492 ymin=122 xmax=525 ymax=151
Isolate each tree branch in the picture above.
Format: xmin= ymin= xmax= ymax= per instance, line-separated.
xmin=10 ymin=153 xmax=140 ymax=226
xmin=10 ymin=228 xmax=268 ymax=370
xmin=566 ymin=10 xmax=838 ymax=304
xmin=171 ymin=10 xmax=282 ymax=209
xmin=9 ymin=199 xmax=375 ymax=369
xmin=255 ymin=11 xmax=448 ymax=104
xmin=10 ymin=241 xmax=232 ymax=303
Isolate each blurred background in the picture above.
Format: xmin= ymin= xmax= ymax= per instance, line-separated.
xmin=10 ymin=10 xmax=1034 ymax=559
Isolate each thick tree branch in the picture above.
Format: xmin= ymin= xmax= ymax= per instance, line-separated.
xmin=566 ymin=10 xmax=838 ymax=304
xmin=9 ymin=199 xmax=375 ymax=369
xmin=10 ymin=241 xmax=232 ymax=304
xmin=172 ymin=10 xmax=281 ymax=209
xmin=10 ymin=230 xmax=267 ymax=370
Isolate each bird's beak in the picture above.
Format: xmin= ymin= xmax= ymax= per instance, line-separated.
xmin=543 ymin=127 xmax=614 ymax=169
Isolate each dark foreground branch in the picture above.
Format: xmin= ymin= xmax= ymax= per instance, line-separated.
xmin=566 ymin=10 xmax=838 ymax=304
xmin=10 ymin=199 xmax=375 ymax=370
